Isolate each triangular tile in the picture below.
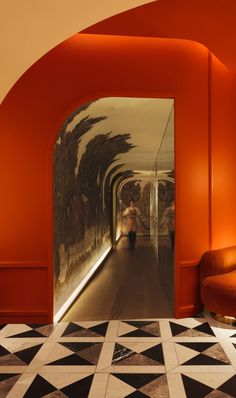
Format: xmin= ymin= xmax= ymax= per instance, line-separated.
xmin=9 ymin=330 xmax=45 ymax=338
xmin=126 ymin=321 xmax=154 ymax=329
xmin=15 ymin=343 xmax=43 ymax=364
xmin=112 ymin=343 xmax=135 ymax=365
xmin=113 ymin=374 xmax=161 ymax=389
xmin=61 ymin=374 xmax=94 ymax=397
xmin=230 ymin=333 xmax=236 ymax=338
xmin=183 ymin=353 xmax=229 ymax=366
xmin=141 ymin=344 xmax=164 ymax=364
xmin=219 ymin=374 xmax=236 ymax=396
xmin=125 ymin=391 xmax=148 ymax=397
xmin=47 ymin=353 xmax=92 ymax=366
xmin=36 ymin=324 xmax=55 ymax=337
xmin=62 ymin=323 xmax=84 ymax=337
xmin=107 ymin=374 xmax=135 ymax=397
xmin=0 ymin=373 xmax=20 ymax=382
xmin=178 ymin=342 xmax=215 ymax=353
xmin=0 ymin=324 xmax=5 ymax=331
xmin=89 ymin=321 xmax=109 ymax=336
xmin=0 ymin=374 xmax=21 ymax=397
xmin=41 ymin=373 xmax=90 ymax=390
xmin=0 ymin=353 xmax=26 ymax=366
xmin=169 ymin=321 xmax=189 ymax=336
xmin=194 ymin=322 xmax=215 ymax=337
xmin=44 ymin=390 xmax=67 ymax=397
xmin=141 ymin=322 xmax=161 ymax=337
xmin=115 ymin=353 xmax=160 ymax=366
xmin=60 ymin=342 xmax=94 ymax=353
xmin=78 ymin=343 xmax=102 ymax=365
xmin=140 ymin=374 xmax=169 ymax=396
xmin=0 ymin=345 xmax=11 ymax=356
xmin=182 ymin=374 xmax=213 ymax=398
xmin=121 ymin=329 xmax=155 ymax=338
xmin=182 ymin=373 xmax=235 ymax=390
xmin=118 ymin=322 xmax=137 ymax=336
xmin=24 ymin=375 xmax=56 ymax=398
xmin=175 ymin=343 xmax=198 ymax=364
xmin=206 ymin=390 xmax=233 ymax=397
xmin=203 ymin=343 xmax=230 ymax=364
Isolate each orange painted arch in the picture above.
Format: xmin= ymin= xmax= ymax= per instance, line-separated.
xmin=0 ymin=32 xmax=236 ymax=323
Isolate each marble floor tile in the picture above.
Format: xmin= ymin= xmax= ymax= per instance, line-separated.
xmin=0 ymin=373 xmax=21 ymax=398
xmin=174 ymin=341 xmax=231 ymax=366
xmin=181 ymin=373 xmax=236 ymax=398
xmin=117 ymin=320 xmax=161 ymax=339
xmin=60 ymin=321 xmax=109 ymax=339
xmin=105 ymin=373 xmax=170 ymax=397
xmin=105 ymin=321 xmax=120 ymax=342
xmin=5 ymin=324 xmax=56 ymax=339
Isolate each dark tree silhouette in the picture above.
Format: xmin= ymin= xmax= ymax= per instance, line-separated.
xmin=54 ymin=104 xmax=135 ymax=291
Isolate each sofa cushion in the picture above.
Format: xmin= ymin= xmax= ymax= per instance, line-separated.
xmin=201 ymin=270 xmax=236 ymax=316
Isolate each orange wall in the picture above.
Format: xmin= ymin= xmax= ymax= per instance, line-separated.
xmin=210 ymin=55 xmax=236 ymax=248
xmin=0 ymin=33 xmax=213 ymax=322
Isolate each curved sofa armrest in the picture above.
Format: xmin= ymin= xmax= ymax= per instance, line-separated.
xmin=200 ymin=245 xmax=236 ymax=282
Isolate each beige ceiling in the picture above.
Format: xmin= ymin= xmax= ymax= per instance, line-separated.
xmin=0 ymin=0 xmax=155 ymax=103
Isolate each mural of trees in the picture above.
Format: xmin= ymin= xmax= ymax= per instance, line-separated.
xmin=54 ymin=103 xmax=134 ymax=312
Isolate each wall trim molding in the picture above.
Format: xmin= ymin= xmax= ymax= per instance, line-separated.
xmin=179 ymin=259 xmax=199 ymax=268
xmin=0 ymin=262 xmax=48 ymax=268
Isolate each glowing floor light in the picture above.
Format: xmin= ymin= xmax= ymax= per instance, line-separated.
xmin=54 ymin=246 xmax=112 ymax=323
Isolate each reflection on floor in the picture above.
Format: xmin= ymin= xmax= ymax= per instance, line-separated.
xmin=63 ymin=237 xmax=173 ymax=322
xmin=1 ymin=317 xmax=236 ymax=397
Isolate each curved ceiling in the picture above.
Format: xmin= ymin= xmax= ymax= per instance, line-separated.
xmin=84 ymin=0 xmax=236 ymax=73
xmin=0 ymin=0 xmax=155 ymax=103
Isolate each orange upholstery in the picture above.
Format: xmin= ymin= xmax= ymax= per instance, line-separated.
xmin=200 ymin=246 xmax=236 ymax=316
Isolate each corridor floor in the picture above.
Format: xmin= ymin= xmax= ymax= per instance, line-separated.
xmin=63 ymin=236 xmax=173 ymax=322
xmin=0 ymin=317 xmax=236 ymax=397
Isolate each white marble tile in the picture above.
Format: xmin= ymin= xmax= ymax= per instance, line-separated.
xmin=116 ymin=337 xmax=161 ymax=343
xmin=25 ymin=342 xmax=55 ymax=373
xmin=39 ymin=364 xmax=96 ymax=373
xmin=101 ymin=365 xmax=166 ymax=374
xmin=89 ymin=372 xmax=109 ymax=397
xmin=105 ymin=321 xmax=119 ymax=342
xmin=159 ymin=319 xmax=173 ymax=341
xmin=167 ymin=373 xmax=186 ymax=398
xmin=105 ymin=373 xmax=135 ymax=397
xmin=97 ymin=342 xmax=115 ymax=372
xmin=169 ymin=365 xmax=235 ymax=373
xmin=162 ymin=342 xmax=178 ymax=371
xmin=40 ymin=371 xmax=94 ymax=389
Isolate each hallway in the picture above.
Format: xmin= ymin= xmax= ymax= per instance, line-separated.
xmin=63 ymin=237 xmax=172 ymax=321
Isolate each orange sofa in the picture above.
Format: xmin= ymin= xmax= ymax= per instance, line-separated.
xmin=200 ymin=246 xmax=236 ymax=317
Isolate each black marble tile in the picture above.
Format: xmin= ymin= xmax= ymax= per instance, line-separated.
xmin=113 ymin=373 xmax=162 ymax=389
xmin=126 ymin=392 xmax=149 ymax=398
xmin=177 ymin=342 xmax=216 ymax=353
xmin=219 ymin=374 xmax=236 ymax=396
xmin=112 ymin=343 xmax=135 ymax=365
xmin=182 ymin=374 xmax=213 ymax=398
xmin=23 ymin=375 xmax=56 ymax=398
xmin=121 ymin=329 xmax=156 ymax=338
xmin=183 ymin=353 xmax=229 ymax=366
xmin=47 ymin=353 xmax=92 ymax=366
xmin=169 ymin=322 xmax=188 ymax=336
xmin=141 ymin=344 xmax=164 ymax=365
xmin=16 ymin=344 xmax=43 ymax=365
xmin=61 ymin=374 xmax=94 ymax=398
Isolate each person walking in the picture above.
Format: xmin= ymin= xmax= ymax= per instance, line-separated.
xmin=123 ymin=199 xmax=141 ymax=249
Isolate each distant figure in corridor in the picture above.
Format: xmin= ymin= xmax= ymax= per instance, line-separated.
xmin=162 ymin=200 xmax=175 ymax=249
xmin=123 ymin=199 xmax=141 ymax=249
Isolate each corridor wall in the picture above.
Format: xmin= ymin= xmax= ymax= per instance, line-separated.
xmin=0 ymin=32 xmax=228 ymax=322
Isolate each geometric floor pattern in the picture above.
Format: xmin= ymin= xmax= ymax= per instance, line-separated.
xmin=0 ymin=318 xmax=236 ymax=397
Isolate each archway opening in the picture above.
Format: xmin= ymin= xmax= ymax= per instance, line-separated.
xmin=53 ymin=97 xmax=174 ymax=322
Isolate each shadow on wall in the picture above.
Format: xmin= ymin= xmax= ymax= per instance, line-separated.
xmin=54 ymin=101 xmax=134 ymax=314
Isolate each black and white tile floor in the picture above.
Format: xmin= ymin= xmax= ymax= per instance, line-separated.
xmin=0 ymin=318 xmax=236 ymax=397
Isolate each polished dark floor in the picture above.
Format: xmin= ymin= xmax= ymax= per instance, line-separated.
xmin=63 ymin=237 xmax=173 ymax=321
